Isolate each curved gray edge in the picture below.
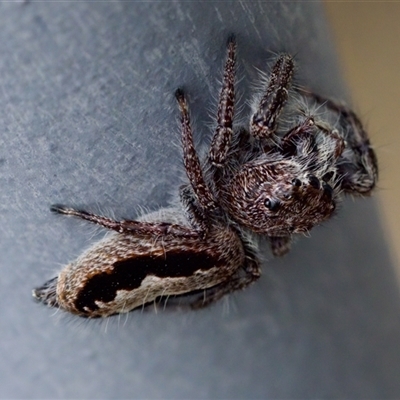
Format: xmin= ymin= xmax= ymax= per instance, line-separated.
xmin=0 ymin=1 xmax=399 ymax=399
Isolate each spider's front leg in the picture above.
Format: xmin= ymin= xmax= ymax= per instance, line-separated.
xmin=336 ymin=107 xmax=378 ymax=195
xmin=280 ymin=115 xmax=345 ymax=171
xmin=298 ymin=89 xmax=378 ymax=195
xmin=250 ymin=54 xmax=295 ymax=140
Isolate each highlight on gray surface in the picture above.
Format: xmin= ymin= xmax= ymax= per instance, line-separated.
xmin=0 ymin=1 xmax=399 ymax=398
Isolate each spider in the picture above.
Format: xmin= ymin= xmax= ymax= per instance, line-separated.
xmin=33 ymin=37 xmax=377 ymax=318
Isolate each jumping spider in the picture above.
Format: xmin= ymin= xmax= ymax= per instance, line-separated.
xmin=33 ymin=37 xmax=377 ymax=318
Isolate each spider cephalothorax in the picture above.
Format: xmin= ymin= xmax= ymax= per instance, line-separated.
xmin=221 ymin=158 xmax=337 ymax=236
xmin=34 ymin=37 xmax=377 ymax=318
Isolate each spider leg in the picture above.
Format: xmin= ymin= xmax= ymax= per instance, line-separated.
xmin=298 ymin=88 xmax=378 ymax=195
xmin=175 ymin=89 xmax=218 ymax=213
xmin=50 ymin=204 xmax=199 ymax=238
xmin=190 ymin=248 xmax=261 ymax=309
xmin=250 ymin=54 xmax=295 ymax=140
xmin=179 ymin=184 xmax=209 ymax=237
xmin=268 ymin=235 xmax=292 ymax=257
xmin=190 ymin=243 xmax=261 ymax=309
xmin=280 ymin=117 xmax=316 ymax=156
xmin=280 ymin=116 xmax=344 ymax=168
xmin=209 ymin=35 xmax=236 ymax=167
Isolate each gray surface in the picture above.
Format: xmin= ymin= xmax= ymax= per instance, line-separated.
xmin=0 ymin=1 xmax=399 ymax=399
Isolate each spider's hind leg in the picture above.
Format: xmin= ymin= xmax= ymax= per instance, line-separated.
xmin=190 ymin=238 xmax=261 ymax=309
xmin=51 ymin=204 xmax=124 ymax=231
xmin=51 ymin=204 xmax=199 ymax=238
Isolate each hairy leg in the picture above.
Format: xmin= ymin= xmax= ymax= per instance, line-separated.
xmin=179 ymin=184 xmax=209 ymax=237
xmin=280 ymin=117 xmax=316 ymax=156
xmin=190 ymin=253 xmax=261 ymax=309
xmin=209 ymin=35 xmax=237 ymax=167
xmin=175 ymin=89 xmax=218 ymax=212
xmin=280 ymin=116 xmax=344 ymax=171
xmin=250 ymin=54 xmax=295 ymax=139
xmin=51 ymin=204 xmax=199 ymax=238
xmin=190 ymin=238 xmax=261 ymax=309
xmin=298 ymin=88 xmax=378 ymax=194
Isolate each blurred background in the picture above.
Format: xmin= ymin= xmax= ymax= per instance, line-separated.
xmin=325 ymin=2 xmax=400 ymax=279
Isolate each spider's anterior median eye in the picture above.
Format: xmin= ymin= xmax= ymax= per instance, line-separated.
xmin=265 ymin=198 xmax=280 ymax=211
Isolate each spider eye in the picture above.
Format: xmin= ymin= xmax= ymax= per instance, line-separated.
xmin=322 ymin=171 xmax=334 ymax=182
xmin=308 ymin=174 xmax=321 ymax=189
xmin=265 ymin=198 xmax=280 ymax=211
xmin=322 ymin=182 xmax=334 ymax=200
xmin=292 ymin=178 xmax=302 ymax=187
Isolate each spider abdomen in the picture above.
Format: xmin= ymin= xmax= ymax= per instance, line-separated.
xmin=35 ymin=226 xmax=245 ymax=318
